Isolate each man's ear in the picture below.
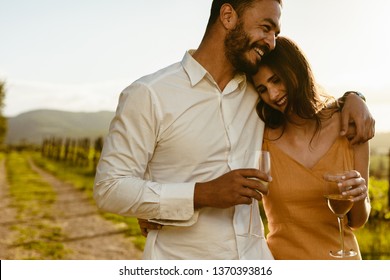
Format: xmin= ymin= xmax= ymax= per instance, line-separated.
xmin=220 ymin=3 xmax=238 ymax=30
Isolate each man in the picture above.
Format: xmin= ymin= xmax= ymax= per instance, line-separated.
xmin=94 ymin=0 xmax=374 ymax=259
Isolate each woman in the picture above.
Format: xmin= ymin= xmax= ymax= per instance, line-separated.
xmin=252 ymin=36 xmax=371 ymax=259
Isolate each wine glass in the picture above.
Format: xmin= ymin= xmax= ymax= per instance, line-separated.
xmin=240 ymin=150 xmax=271 ymax=237
xmin=324 ymin=172 xmax=357 ymax=258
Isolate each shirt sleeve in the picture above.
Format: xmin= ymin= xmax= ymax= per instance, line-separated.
xmin=93 ymin=82 xmax=197 ymax=224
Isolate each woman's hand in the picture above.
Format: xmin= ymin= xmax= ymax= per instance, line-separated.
xmin=330 ymin=170 xmax=371 ymax=229
xmin=335 ymin=170 xmax=369 ymax=203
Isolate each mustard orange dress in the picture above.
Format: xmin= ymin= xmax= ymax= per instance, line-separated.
xmin=262 ymin=135 xmax=361 ymax=260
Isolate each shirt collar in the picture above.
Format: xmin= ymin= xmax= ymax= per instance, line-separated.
xmin=181 ymin=50 xmax=207 ymax=87
xmin=182 ymin=50 xmax=247 ymax=90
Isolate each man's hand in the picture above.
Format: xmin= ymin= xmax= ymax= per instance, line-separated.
xmin=194 ymin=169 xmax=272 ymax=209
xmin=340 ymin=93 xmax=375 ymax=144
xmin=138 ymin=169 xmax=272 ymax=236
xmin=138 ymin=219 xmax=162 ymax=237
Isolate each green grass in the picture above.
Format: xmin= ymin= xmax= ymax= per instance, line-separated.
xmin=368 ymin=177 xmax=390 ymax=219
xmin=5 ymin=151 xmax=69 ymax=259
xmin=355 ymin=220 xmax=390 ymax=260
xmin=354 ymin=177 xmax=390 ymax=259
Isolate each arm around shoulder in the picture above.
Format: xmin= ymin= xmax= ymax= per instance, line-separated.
xmin=339 ymin=92 xmax=375 ymax=145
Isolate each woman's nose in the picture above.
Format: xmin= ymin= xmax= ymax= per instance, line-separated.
xmin=269 ymin=87 xmax=279 ymax=101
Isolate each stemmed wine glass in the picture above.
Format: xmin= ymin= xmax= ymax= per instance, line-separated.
xmin=239 ymin=150 xmax=270 ymax=237
xmin=324 ymin=172 xmax=357 ymax=258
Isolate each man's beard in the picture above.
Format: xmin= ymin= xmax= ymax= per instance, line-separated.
xmin=224 ymin=22 xmax=261 ymax=75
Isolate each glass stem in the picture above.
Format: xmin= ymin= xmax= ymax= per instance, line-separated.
xmin=248 ymin=198 xmax=254 ymax=234
xmin=337 ymin=215 xmax=345 ymax=253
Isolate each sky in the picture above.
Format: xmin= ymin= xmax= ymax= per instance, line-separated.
xmin=1 ymin=0 xmax=390 ymax=132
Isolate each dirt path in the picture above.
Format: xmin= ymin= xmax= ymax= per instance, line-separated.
xmin=0 ymin=159 xmax=18 ymax=259
xmin=0 ymin=158 xmax=142 ymax=260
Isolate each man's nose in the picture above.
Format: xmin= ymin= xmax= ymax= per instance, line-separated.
xmin=264 ymin=32 xmax=276 ymax=51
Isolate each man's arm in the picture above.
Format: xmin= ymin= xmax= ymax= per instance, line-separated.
xmin=338 ymin=91 xmax=375 ymax=145
xmin=94 ymin=84 xmax=195 ymax=222
xmin=138 ymin=168 xmax=271 ymax=236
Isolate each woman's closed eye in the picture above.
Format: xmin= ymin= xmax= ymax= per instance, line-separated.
xmin=270 ymin=74 xmax=281 ymax=85
xmin=256 ymin=85 xmax=267 ymax=95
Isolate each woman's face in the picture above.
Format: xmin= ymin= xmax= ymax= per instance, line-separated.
xmin=252 ymin=65 xmax=287 ymax=113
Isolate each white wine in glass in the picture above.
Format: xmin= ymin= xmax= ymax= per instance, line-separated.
xmin=324 ymin=173 xmax=357 ymax=258
xmin=325 ymin=194 xmax=354 ymax=216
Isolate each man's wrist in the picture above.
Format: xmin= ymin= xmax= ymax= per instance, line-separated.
xmin=338 ymin=91 xmax=366 ymax=109
xmin=343 ymin=91 xmax=366 ymax=102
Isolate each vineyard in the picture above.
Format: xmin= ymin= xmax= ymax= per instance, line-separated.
xmin=0 ymin=147 xmax=144 ymax=260
xmin=1 ymin=137 xmax=389 ymax=260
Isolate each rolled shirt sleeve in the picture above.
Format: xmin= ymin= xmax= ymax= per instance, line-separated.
xmin=94 ymin=177 xmax=197 ymax=223
xmin=94 ymin=81 xmax=197 ymax=225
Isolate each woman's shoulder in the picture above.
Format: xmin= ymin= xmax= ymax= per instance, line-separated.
xmin=315 ymin=109 xmax=342 ymax=146
xmin=320 ymin=108 xmax=340 ymax=131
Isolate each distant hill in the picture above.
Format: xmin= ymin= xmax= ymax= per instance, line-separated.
xmin=4 ymin=109 xmax=390 ymax=153
xmin=5 ymin=109 xmax=115 ymax=145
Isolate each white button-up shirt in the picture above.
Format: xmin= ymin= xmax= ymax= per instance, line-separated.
xmin=94 ymin=50 xmax=273 ymax=260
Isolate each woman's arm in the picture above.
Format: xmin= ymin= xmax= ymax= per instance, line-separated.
xmin=347 ymin=141 xmax=371 ymax=229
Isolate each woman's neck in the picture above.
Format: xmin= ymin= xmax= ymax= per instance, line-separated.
xmin=265 ymin=111 xmax=341 ymax=169
xmin=284 ymin=114 xmax=318 ymax=136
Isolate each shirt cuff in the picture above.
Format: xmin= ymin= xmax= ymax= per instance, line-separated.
xmin=155 ymin=182 xmax=196 ymax=222
xmin=148 ymin=211 xmax=199 ymax=227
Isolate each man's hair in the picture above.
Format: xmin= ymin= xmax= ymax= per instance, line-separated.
xmin=206 ymin=0 xmax=282 ymax=31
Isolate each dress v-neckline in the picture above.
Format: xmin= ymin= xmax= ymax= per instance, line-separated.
xmin=265 ymin=137 xmax=342 ymax=171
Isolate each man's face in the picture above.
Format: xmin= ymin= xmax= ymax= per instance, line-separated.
xmin=224 ymin=0 xmax=281 ymax=74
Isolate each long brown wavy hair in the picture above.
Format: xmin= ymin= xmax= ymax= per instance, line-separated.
xmin=254 ymin=36 xmax=336 ymax=139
